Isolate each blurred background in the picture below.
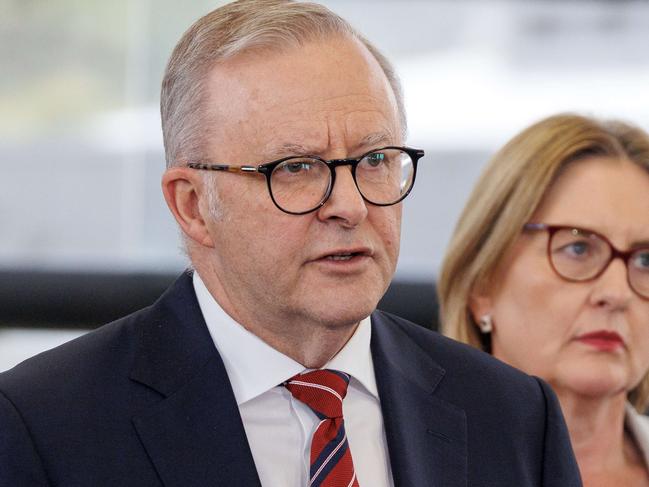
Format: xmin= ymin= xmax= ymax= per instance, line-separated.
xmin=2 ymin=0 xmax=649 ymax=371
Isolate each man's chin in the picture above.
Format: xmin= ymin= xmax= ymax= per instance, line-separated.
xmin=307 ymin=298 xmax=378 ymax=330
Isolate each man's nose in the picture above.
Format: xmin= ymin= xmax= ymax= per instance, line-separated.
xmin=317 ymin=166 xmax=368 ymax=227
xmin=589 ymin=257 xmax=634 ymax=310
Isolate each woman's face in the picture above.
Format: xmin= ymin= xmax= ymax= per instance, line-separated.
xmin=471 ymin=156 xmax=649 ymax=399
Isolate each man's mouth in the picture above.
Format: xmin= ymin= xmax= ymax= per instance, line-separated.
xmin=314 ymin=248 xmax=372 ymax=264
xmin=326 ymin=253 xmax=356 ymax=261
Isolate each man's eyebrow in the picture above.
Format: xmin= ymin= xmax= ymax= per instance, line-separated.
xmin=356 ymin=132 xmax=394 ymax=150
xmin=265 ymin=143 xmax=319 ymax=160
xmin=263 ymin=132 xmax=394 ymax=161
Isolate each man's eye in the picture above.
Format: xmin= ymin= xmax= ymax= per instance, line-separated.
xmin=365 ymin=152 xmax=386 ymax=167
xmin=286 ymin=163 xmax=309 ymax=173
xmin=281 ymin=161 xmax=313 ymax=174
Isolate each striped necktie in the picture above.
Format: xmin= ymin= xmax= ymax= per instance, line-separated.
xmin=284 ymin=369 xmax=360 ymax=487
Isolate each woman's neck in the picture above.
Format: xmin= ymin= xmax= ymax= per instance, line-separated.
xmin=558 ymin=391 xmax=626 ymax=466
xmin=556 ymin=389 xmax=648 ymax=486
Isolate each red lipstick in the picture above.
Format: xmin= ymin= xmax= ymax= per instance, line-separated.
xmin=576 ymin=331 xmax=624 ymax=352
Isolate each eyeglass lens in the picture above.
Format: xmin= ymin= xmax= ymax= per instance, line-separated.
xmin=269 ymin=148 xmax=415 ymax=214
xmin=549 ymin=228 xmax=649 ymax=298
xmin=270 ymin=158 xmax=331 ymax=214
xmin=630 ymin=250 xmax=649 ymax=297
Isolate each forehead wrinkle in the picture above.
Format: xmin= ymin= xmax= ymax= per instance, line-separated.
xmin=345 ymin=127 xmax=396 ymax=157
xmin=259 ymin=94 xmax=380 ymax=140
xmin=252 ymin=100 xmax=395 ymax=162
xmin=255 ymin=118 xmax=331 ymax=161
xmin=342 ymin=108 xmax=397 ymax=152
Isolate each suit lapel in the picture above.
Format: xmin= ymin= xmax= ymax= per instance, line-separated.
xmin=125 ymin=275 xmax=466 ymax=486
xmin=129 ymin=272 xmax=261 ymax=487
xmin=371 ymin=312 xmax=467 ymax=487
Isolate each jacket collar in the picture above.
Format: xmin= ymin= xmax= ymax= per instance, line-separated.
xmin=371 ymin=310 xmax=468 ymax=487
xmin=129 ymin=271 xmax=262 ymax=487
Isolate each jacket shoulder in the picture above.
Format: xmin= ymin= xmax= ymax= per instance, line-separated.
xmin=371 ymin=309 xmax=559 ymax=423
xmin=372 ymin=309 xmax=582 ymax=485
xmin=0 ymin=306 xmax=151 ymax=400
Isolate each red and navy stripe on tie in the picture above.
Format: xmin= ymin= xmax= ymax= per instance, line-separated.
xmin=285 ymin=369 xmax=360 ymax=487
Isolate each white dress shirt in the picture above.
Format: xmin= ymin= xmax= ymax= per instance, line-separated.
xmin=193 ymin=272 xmax=394 ymax=487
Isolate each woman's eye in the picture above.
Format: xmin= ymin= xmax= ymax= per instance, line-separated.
xmin=633 ymin=251 xmax=649 ymax=270
xmin=562 ymin=241 xmax=590 ymax=257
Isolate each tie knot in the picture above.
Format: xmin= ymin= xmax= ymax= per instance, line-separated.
xmin=284 ymin=369 xmax=350 ymax=419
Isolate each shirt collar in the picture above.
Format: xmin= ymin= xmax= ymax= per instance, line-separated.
xmin=192 ymin=271 xmax=378 ymax=405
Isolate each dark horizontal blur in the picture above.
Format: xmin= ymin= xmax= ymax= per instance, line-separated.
xmin=0 ymin=270 xmax=439 ymax=331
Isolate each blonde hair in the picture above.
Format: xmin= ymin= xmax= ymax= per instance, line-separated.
xmin=160 ymin=0 xmax=405 ymax=167
xmin=437 ymin=113 xmax=649 ymax=411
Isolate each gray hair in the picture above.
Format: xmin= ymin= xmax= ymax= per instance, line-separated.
xmin=160 ymin=0 xmax=406 ymax=167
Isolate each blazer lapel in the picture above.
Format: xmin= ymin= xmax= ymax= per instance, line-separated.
xmin=371 ymin=312 xmax=467 ymax=487
xmin=129 ymin=273 xmax=261 ymax=487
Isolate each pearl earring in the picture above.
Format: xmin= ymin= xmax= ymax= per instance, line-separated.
xmin=478 ymin=315 xmax=493 ymax=334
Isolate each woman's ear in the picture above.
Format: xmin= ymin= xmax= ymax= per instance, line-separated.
xmin=468 ymin=284 xmax=493 ymax=325
xmin=469 ymin=285 xmax=495 ymax=334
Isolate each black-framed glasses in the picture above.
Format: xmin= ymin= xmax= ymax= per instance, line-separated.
xmin=524 ymin=223 xmax=649 ymax=300
xmin=186 ymin=146 xmax=424 ymax=215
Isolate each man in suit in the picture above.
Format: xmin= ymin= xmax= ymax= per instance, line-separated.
xmin=0 ymin=1 xmax=582 ymax=485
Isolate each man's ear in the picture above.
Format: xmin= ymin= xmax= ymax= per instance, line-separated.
xmin=161 ymin=167 xmax=215 ymax=248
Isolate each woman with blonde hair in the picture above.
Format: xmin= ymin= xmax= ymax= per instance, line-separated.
xmin=438 ymin=113 xmax=649 ymax=485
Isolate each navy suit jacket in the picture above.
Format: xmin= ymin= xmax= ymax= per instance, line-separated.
xmin=0 ymin=272 xmax=581 ymax=486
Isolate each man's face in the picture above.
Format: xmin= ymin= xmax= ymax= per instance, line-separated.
xmin=199 ymin=36 xmax=403 ymax=335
